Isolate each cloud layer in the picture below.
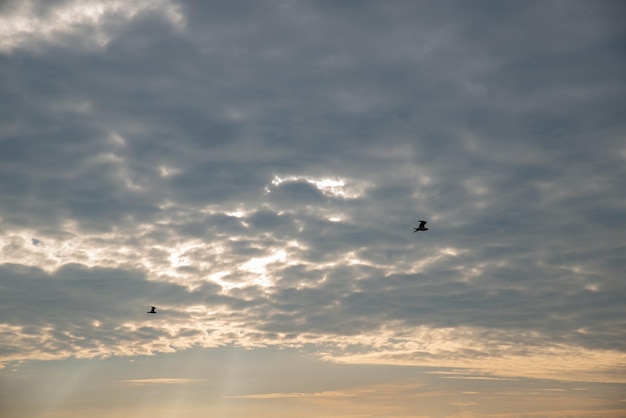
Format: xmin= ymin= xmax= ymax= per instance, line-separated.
xmin=1 ymin=0 xmax=625 ymax=385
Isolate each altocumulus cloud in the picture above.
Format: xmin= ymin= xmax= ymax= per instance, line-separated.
xmin=0 ymin=0 xmax=625 ymax=384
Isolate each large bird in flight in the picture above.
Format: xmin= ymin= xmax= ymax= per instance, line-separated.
xmin=147 ymin=306 xmax=157 ymax=314
xmin=413 ymin=220 xmax=428 ymax=232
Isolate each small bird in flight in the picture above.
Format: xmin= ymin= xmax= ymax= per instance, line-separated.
xmin=413 ymin=220 xmax=428 ymax=232
xmin=147 ymin=306 xmax=157 ymax=314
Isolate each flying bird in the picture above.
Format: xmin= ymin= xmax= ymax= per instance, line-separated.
xmin=413 ymin=220 xmax=428 ymax=232
xmin=147 ymin=306 xmax=157 ymax=314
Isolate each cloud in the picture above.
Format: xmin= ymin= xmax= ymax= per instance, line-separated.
xmin=1 ymin=0 xmax=625 ymax=389
xmin=0 ymin=0 xmax=185 ymax=53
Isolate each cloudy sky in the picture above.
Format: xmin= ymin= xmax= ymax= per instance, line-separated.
xmin=1 ymin=0 xmax=625 ymax=417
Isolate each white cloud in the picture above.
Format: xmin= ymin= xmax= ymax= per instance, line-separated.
xmin=0 ymin=0 xmax=184 ymax=53
xmin=270 ymin=175 xmax=367 ymax=199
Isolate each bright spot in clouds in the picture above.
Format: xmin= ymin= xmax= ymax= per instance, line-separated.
xmin=271 ymin=175 xmax=366 ymax=198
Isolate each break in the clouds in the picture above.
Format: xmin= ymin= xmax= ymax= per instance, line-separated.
xmin=1 ymin=0 xmax=625 ymax=396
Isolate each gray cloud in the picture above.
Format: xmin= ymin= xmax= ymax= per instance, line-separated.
xmin=1 ymin=0 xmax=625 ymax=384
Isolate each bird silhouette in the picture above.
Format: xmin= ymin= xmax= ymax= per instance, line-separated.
xmin=147 ymin=306 xmax=157 ymax=314
xmin=413 ymin=220 xmax=428 ymax=232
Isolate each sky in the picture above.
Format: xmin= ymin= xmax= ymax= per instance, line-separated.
xmin=0 ymin=0 xmax=625 ymax=417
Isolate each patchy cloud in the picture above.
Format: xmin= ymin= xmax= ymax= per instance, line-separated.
xmin=1 ymin=0 xmax=625 ymax=400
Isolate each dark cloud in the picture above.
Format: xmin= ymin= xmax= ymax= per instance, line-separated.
xmin=0 ymin=0 xmax=625 ymax=384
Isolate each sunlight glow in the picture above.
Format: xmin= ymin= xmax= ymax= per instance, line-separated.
xmin=0 ymin=0 xmax=185 ymax=53
xmin=158 ymin=166 xmax=181 ymax=178
xmin=240 ymin=249 xmax=287 ymax=287
xmin=270 ymin=175 xmax=367 ymax=198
